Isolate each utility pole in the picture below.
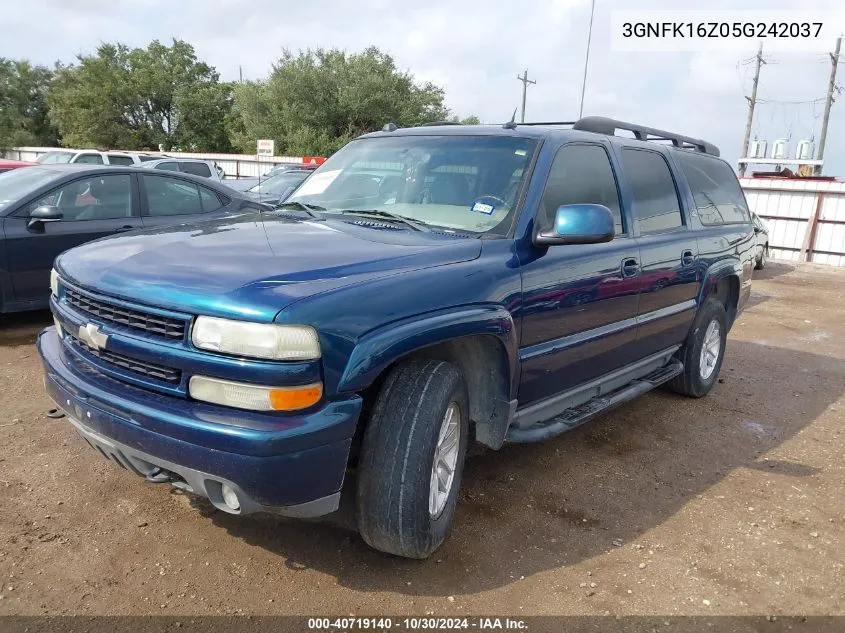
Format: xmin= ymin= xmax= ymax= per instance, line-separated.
xmin=239 ymin=65 xmax=243 ymax=83
xmin=740 ymin=42 xmax=765 ymax=177
xmin=815 ymin=36 xmax=841 ymax=175
xmin=517 ymin=69 xmax=536 ymax=123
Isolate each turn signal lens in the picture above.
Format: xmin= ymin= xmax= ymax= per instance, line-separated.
xmin=268 ymin=383 xmax=323 ymax=411
xmin=189 ymin=375 xmax=322 ymax=412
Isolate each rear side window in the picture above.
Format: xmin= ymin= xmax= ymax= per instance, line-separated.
xmin=156 ymin=162 xmax=180 ymax=172
xmin=539 ymin=144 xmax=624 ymax=235
xmin=198 ymin=185 xmax=226 ymax=212
xmin=180 ymin=162 xmax=212 ymax=178
xmin=676 ymin=152 xmax=750 ymax=225
xmin=75 ymin=153 xmax=104 ymax=165
xmin=621 ymin=149 xmax=683 ymax=234
xmin=107 ymin=154 xmax=135 ymax=166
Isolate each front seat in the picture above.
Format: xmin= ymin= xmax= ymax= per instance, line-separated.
xmin=429 ymin=173 xmax=470 ymax=206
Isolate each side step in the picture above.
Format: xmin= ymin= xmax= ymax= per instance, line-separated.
xmin=505 ymin=359 xmax=683 ymax=444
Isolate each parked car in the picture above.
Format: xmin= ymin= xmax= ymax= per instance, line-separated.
xmin=39 ymin=116 xmax=755 ymax=559
xmin=751 ymin=211 xmax=769 ymax=269
xmin=139 ymin=157 xmax=226 ymax=182
xmin=222 ymin=178 xmax=261 ymax=192
xmin=263 ymin=164 xmax=318 ymax=179
xmin=35 ymin=149 xmax=156 ymax=166
xmin=228 ymin=165 xmax=318 ymax=192
xmin=245 ymin=170 xmax=311 ymax=205
xmin=0 ymin=159 xmax=35 ymax=173
xmin=0 ymin=164 xmax=265 ymax=313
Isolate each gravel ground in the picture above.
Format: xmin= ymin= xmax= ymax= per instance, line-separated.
xmin=0 ymin=260 xmax=842 ymax=617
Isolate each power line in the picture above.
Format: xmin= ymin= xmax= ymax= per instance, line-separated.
xmin=579 ymin=0 xmax=596 ymax=119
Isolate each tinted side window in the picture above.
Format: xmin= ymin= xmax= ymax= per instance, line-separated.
xmin=621 ymin=150 xmax=683 ymax=234
xmin=75 ymin=153 xmax=104 ymax=165
xmin=32 ymin=174 xmax=133 ymax=220
xmin=155 ymin=162 xmax=180 ymax=172
xmin=540 ymin=144 xmax=624 ymax=235
xmin=107 ymin=155 xmax=135 ymax=166
xmin=198 ymin=186 xmax=225 ymax=212
xmin=142 ymin=175 xmax=203 ymax=216
xmin=676 ymin=151 xmax=750 ymax=225
xmin=180 ymin=162 xmax=212 ymax=178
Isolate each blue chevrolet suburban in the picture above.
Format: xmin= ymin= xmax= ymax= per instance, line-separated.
xmin=38 ymin=117 xmax=755 ymax=558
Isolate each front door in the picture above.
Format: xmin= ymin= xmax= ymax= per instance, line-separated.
xmin=5 ymin=173 xmax=140 ymax=306
xmin=518 ymin=143 xmax=642 ymax=406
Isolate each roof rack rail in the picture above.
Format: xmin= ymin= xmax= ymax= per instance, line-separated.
xmin=573 ymin=116 xmax=719 ymax=156
xmin=515 ymin=121 xmax=577 ymax=127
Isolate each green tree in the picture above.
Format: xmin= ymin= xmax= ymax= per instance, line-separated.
xmin=48 ymin=39 xmax=232 ymax=151
xmin=230 ymin=47 xmax=452 ymax=156
xmin=0 ymin=59 xmax=58 ymax=150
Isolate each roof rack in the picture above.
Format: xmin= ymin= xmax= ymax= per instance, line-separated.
xmin=417 ymin=121 xmax=461 ymax=127
xmin=573 ymin=116 xmax=719 ymax=156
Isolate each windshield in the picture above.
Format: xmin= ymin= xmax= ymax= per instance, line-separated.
xmin=288 ymin=135 xmax=538 ymax=233
xmin=248 ymin=172 xmax=309 ymax=194
xmin=0 ymin=167 xmax=60 ymax=209
xmin=35 ymin=151 xmax=75 ymax=164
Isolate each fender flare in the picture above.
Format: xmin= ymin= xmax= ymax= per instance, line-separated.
xmin=697 ymin=259 xmax=741 ymax=306
xmin=337 ymin=304 xmax=519 ymax=398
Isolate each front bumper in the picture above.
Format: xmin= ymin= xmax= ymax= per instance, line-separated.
xmin=38 ymin=327 xmax=361 ymax=517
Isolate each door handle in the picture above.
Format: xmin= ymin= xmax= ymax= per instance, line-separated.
xmin=681 ymin=249 xmax=695 ymax=266
xmin=621 ymin=258 xmax=639 ymax=278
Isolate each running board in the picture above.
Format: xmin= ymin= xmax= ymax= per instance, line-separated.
xmin=505 ymin=359 xmax=684 ymax=443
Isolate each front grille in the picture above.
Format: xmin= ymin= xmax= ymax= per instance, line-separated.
xmin=65 ymin=288 xmax=186 ymax=340
xmin=67 ymin=332 xmax=182 ymax=384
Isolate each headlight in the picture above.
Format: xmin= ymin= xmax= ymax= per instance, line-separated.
xmin=189 ymin=375 xmax=322 ymax=411
xmin=50 ymin=269 xmax=60 ymax=296
xmin=191 ymin=316 xmax=320 ymax=361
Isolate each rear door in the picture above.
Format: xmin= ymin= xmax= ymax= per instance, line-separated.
xmin=616 ymin=148 xmax=700 ymax=356
xmin=139 ymin=173 xmax=232 ymax=228
xmin=4 ymin=172 xmax=140 ymax=305
xmin=517 ymin=142 xmax=642 ymax=405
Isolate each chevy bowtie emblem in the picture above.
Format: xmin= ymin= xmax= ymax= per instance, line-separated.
xmin=78 ymin=323 xmax=108 ymax=351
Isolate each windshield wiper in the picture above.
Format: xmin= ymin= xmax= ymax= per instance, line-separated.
xmin=335 ymin=209 xmax=430 ymax=232
xmin=269 ymin=201 xmax=326 ymax=218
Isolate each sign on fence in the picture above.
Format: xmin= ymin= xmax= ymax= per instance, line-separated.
xmin=256 ymin=139 xmax=275 ymax=157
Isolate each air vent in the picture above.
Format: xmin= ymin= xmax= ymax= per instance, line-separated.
xmin=351 ymin=220 xmax=401 ymax=230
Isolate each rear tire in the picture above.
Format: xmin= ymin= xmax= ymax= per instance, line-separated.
xmin=755 ymin=244 xmax=767 ymax=270
xmin=356 ymin=358 xmax=469 ymax=558
xmin=669 ymin=297 xmax=728 ymax=398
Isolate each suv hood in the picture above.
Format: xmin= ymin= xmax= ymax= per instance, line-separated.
xmin=56 ymin=214 xmax=482 ymax=322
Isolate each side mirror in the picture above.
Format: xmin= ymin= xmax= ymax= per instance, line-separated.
xmin=533 ymin=203 xmax=615 ymax=247
xmin=28 ymin=205 xmax=63 ymax=230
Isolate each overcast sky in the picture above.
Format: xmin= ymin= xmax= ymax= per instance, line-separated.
xmin=1 ymin=0 xmax=844 ymax=174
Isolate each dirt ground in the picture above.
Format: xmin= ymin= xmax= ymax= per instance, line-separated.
xmin=0 ymin=261 xmax=843 ymax=617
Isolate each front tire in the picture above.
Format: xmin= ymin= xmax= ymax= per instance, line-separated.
xmin=669 ymin=297 xmax=728 ymax=398
xmin=356 ymin=358 xmax=469 ymax=558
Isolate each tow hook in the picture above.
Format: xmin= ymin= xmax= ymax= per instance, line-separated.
xmin=145 ymin=467 xmax=175 ymax=484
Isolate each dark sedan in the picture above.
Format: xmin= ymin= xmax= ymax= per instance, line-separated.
xmin=0 ymin=164 xmax=265 ymax=312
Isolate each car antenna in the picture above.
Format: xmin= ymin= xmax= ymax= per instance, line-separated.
xmin=503 ymin=108 xmax=518 ymax=129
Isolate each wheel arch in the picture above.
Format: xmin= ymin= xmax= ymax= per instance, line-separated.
xmin=338 ymin=305 xmax=518 ymax=450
